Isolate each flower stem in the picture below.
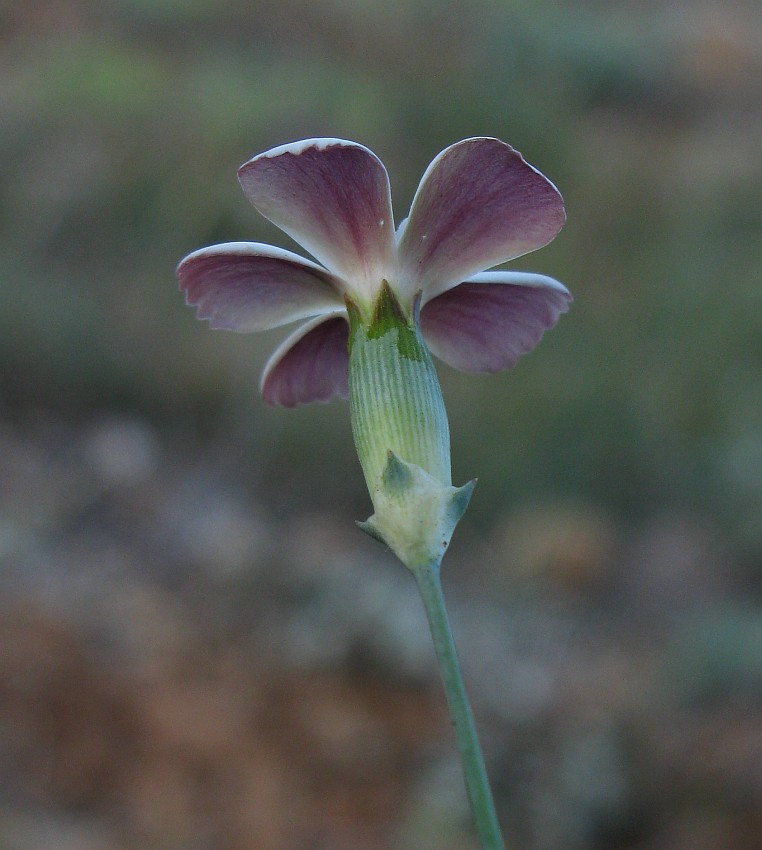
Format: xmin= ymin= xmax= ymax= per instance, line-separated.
xmin=412 ymin=559 xmax=506 ymax=850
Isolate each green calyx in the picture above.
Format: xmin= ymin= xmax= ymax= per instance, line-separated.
xmin=347 ymin=281 xmax=475 ymax=569
xmin=347 ymin=281 xmax=451 ymax=491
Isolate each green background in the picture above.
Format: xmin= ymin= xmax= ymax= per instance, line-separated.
xmin=1 ymin=1 xmax=760 ymax=848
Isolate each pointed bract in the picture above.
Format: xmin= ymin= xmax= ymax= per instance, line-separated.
xmin=358 ymin=451 xmax=477 ymax=569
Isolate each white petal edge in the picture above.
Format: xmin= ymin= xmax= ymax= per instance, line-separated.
xmin=422 ymin=269 xmax=571 ymax=307
xmin=177 ymin=241 xmax=335 ymax=275
xmin=252 ymin=137 xmax=370 ymax=159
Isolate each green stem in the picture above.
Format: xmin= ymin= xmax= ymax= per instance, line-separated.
xmin=412 ymin=559 xmax=506 ymax=850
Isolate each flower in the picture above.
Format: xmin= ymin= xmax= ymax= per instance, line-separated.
xmin=177 ymin=137 xmax=570 ymax=567
xmin=177 ymin=136 xmax=570 ymax=409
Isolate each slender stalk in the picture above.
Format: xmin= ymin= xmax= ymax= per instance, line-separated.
xmin=412 ymin=559 xmax=506 ymax=850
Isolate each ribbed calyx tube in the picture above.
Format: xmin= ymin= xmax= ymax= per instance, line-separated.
xmin=347 ymin=282 xmax=474 ymax=570
xmin=347 ymin=281 xmax=451 ymax=492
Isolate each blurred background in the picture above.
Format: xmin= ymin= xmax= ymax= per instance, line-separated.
xmin=1 ymin=0 xmax=761 ymax=847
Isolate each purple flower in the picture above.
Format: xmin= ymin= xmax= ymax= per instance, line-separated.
xmin=177 ymin=137 xmax=570 ymax=408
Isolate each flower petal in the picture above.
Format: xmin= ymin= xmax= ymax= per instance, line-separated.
xmin=177 ymin=242 xmax=344 ymax=332
xmin=420 ymin=272 xmax=571 ymax=372
xmin=261 ymin=313 xmax=350 ymax=407
xmin=238 ymin=139 xmax=395 ymax=301
xmin=398 ymin=138 xmax=565 ymax=300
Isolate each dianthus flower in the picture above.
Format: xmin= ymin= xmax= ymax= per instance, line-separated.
xmin=178 ymin=137 xmax=568 ymax=403
xmin=177 ymin=136 xmax=570 ymax=849
xmin=178 ymin=137 xmax=569 ymax=564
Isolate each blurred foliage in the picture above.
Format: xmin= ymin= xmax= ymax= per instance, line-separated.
xmin=4 ymin=0 xmax=759 ymax=562
xmin=1 ymin=1 xmax=762 ymax=848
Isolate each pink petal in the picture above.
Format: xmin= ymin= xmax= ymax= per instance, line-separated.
xmin=238 ymin=139 xmax=395 ymax=301
xmin=261 ymin=313 xmax=350 ymax=407
xmin=420 ymin=272 xmax=571 ymax=372
xmin=398 ymin=138 xmax=566 ymax=300
xmin=177 ymin=242 xmax=344 ymax=332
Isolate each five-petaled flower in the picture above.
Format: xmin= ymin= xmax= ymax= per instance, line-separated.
xmin=178 ymin=137 xmax=572 ymax=838
xmin=179 ymin=137 xmax=571 ymax=566
xmin=177 ymin=137 xmax=571 ymax=409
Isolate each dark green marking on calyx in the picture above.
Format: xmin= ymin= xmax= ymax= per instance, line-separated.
xmin=347 ymin=281 xmax=425 ymax=362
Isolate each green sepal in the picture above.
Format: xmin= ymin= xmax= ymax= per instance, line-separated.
xmin=368 ymin=279 xmax=410 ymax=337
xmin=347 ymin=280 xmax=425 ymax=362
